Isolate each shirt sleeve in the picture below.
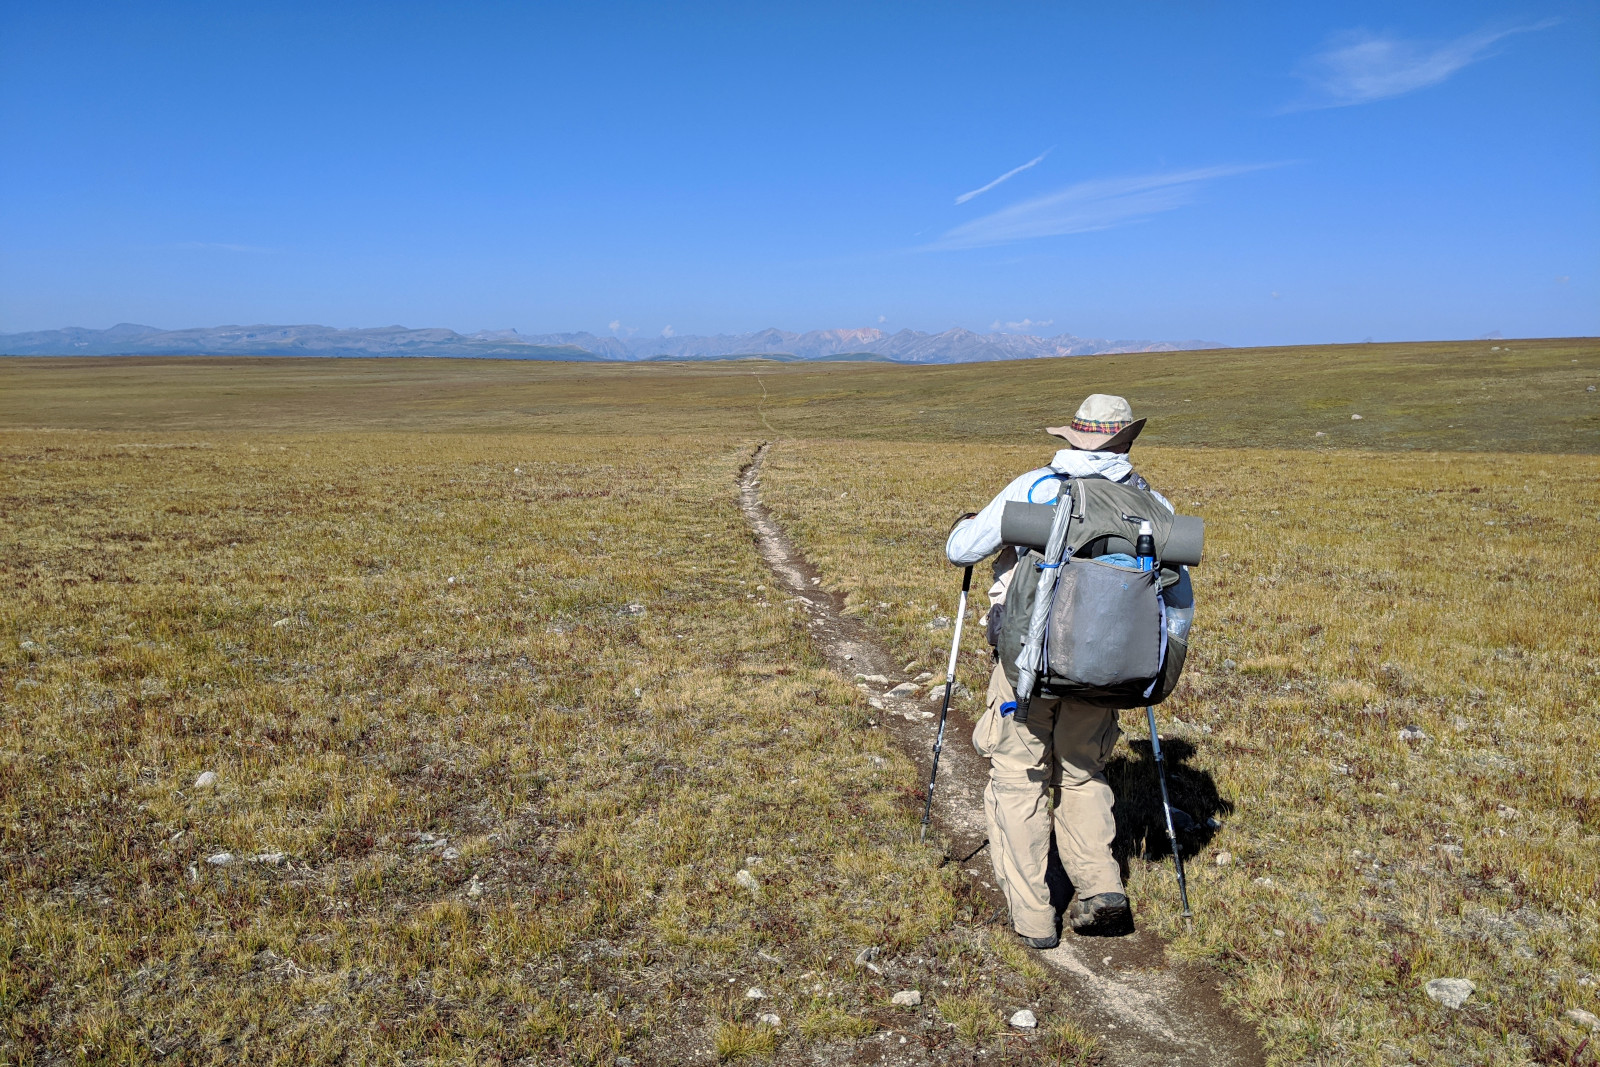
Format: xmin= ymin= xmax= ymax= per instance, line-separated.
xmin=945 ymin=468 xmax=1061 ymax=565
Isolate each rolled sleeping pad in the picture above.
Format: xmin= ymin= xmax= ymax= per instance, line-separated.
xmin=1000 ymin=501 xmax=1205 ymax=566
xmin=1164 ymin=514 xmax=1205 ymax=567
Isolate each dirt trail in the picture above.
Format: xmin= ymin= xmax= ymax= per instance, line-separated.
xmin=738 ymin=443 xmax=1265 ymax=1067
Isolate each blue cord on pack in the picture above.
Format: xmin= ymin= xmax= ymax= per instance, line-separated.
xmin=1026 ymin=473 xmax=1064 ymax=503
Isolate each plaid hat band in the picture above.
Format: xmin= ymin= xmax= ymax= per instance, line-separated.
xmin=1069 ymin=416 xmax=1130 ymax=435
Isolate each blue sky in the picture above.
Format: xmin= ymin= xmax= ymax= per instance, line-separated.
xmin=1 ymin=1 xmax=1595 ymax=346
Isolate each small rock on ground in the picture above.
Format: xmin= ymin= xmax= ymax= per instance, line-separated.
xmin=886 ymin=682 xmax=920 ymax=697
xmin=926 ymin=616 xmax=952 ymax=630
xmin=1398 ymin=725 xmax=1428 ymax=742
xmin=1215 ymin=851 xmax=1232 ymax=866
xmin=1564 ymin=1008 xmax=1599 ymax=1029
xmin=1424 ymin=978 xmax=1475 ymax=1009
xmin=206 ymin=852 xmax=233 ymax=866
xmin=193 ymin=771 xmax=217 ymax=789
xmin=854 ymin=674 xmax=890 ymax=685
xmin=745 ymin=987 xmax=765 ymax=1000
xmin=757 ymin=1013 xmax=781 ymax=1027
xmin=892 ymin=990 xmax=922 ymax=1007
xmin=735 ymin=869 xmax=761 ymax=895
xmin=1009 ymin=1009 xmax=1037 ymax=1029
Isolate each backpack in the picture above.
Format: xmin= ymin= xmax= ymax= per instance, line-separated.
xmin=994 ymin=475 xmax=1197 ymax=709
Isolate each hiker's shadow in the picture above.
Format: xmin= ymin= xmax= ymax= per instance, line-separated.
xmin=1044 ymin=735 xmax=1232 ymax=918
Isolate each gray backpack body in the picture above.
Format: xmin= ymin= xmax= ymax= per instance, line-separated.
xmin=995 ymin=474 xmax=1196 ymax=709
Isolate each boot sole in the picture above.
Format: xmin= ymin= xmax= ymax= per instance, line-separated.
xmin=1069 ymin=902 xmax=1132 ymax=937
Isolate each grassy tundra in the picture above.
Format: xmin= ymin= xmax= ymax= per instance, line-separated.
xmin=2 ymin=338 xmax=1597 ymax=1065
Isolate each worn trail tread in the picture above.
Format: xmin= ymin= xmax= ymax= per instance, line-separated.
xmin=738 ymin=442 xmax=1265 ymax=1067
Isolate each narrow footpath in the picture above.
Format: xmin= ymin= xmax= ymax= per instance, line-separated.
xmin=738 ymin=443 xmax=1266 ymax=1067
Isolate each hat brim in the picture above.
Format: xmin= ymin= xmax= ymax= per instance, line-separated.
xmin=1045 ymin=418 xmax=1146 ymax=451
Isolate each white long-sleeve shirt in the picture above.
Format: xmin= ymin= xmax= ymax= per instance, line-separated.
xmin=946 ymin=448 xmax=1173 ymax=608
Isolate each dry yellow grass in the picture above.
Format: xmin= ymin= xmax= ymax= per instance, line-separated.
xmin=0 ymin=430 xmax=1042 ymax=1064
xmin=3 ymin=338 xmax=1596 ymax=1065
xmin=760 ymin=438 xmax=1600 ymax=1065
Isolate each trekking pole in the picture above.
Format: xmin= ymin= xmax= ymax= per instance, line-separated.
xmin=1146 ymin=704 xmax=1193 ymax=920
xmin=920 ymin=565 xmax=973 ymax=846
xmin=1136 ymin=521 xmax=1193 ymax=921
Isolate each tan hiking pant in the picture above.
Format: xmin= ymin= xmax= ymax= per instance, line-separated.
xmin=972 ymin=662 xmax=1123 ymax=939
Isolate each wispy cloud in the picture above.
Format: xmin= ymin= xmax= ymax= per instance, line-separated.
xmin=925 ymin=163 xmax=1278 ymax=252
xmin=991 ymin=318 xmax=1053 ymax=332
xmin=955 ymin=149 xmax=1051 ymax=205
xmin=661 ymin=325 xmax=675 ymax=338
xmin=1287 ymin=20 xmax=1557 ymax=111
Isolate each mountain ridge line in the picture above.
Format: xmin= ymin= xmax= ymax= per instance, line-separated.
xmin=0 ymin=322 xmax=1223 ymax=363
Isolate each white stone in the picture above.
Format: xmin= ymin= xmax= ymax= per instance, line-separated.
xmin=891 ymin=990 xmax=922 ymax=1007
xmin=1424 ymin=978 xmax=1476 ymax=1009
xmin=1398 ymin=725 xmax=1427 ymax=742
xmin=206 ymin=852 xmax=233 ymax=866
xmin=1215 ymin=852 xmax=1232 ymax=866
xmin=1351 ymin=413 xmax=1363 ymax=420
xmin=886 ymin=683 xmax=920 ymax=698
xmin=250 ymin=852 xmax=286 ymax=866
xmin=756 ymin=1013 xmax=781 ymax=1027
xmin=1253 ymin=876 xmax=1274 ymax=887
xmin=735 ymin=869 xmax=761 ymax=895
xmin=1009 ymin=1009 xmax=1037 ymax=1029
xmin=193 ymin=771 xmax=217 ymax=789
xmin=466 ymin=877 xmax=483 ymax=899
xmin=1565 ymin=1009 xmax=1599 ymax=1030
xmin=440 ymin=847 xmax=460 ymax=861
xmin=745 ymin=987 xmax=765 ymax=1000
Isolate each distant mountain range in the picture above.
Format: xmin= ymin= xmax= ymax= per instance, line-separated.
xmin=0 ymin=323 xmax=1223 ymax=364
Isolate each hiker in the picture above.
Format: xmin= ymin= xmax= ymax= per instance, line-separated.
xmin=946 ymin=394 xmax=1174 ymax=946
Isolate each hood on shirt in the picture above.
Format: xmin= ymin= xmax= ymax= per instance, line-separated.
xmin=1048 ymin=448 xmax=1133 ymax=483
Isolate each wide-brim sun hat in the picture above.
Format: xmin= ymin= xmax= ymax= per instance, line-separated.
xmin=1046 ymin=393 xmax=1146 ymax=451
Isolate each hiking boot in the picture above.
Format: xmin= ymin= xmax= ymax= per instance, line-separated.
xmin=1019 ymin=932 xmax=1059 ymax=950
xmin=1067 ymin=892 xmax=1131 ymax=935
